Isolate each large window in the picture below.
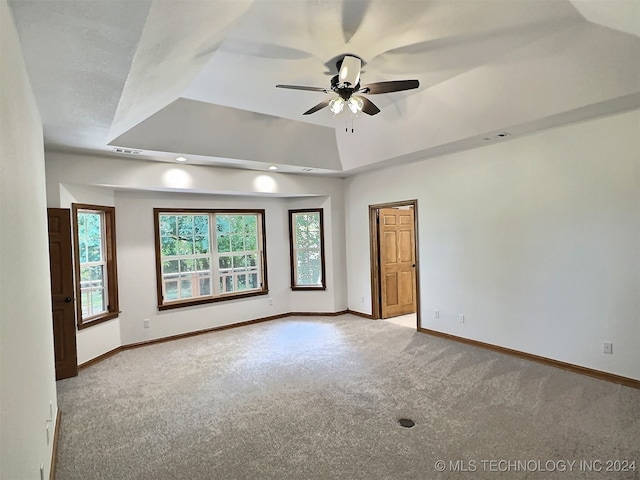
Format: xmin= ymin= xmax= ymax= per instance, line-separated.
xmin=289 ymin=209 xmax=326 ymax=290
xmin=72 ymin=204 xmax=119 ymax=329
xmin=154 ymin=209 xmax=267 ymax=309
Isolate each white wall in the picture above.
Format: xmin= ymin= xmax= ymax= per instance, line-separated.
xmin=45 ymin=151 xmax=345 ymax=198
xmin=43 ymin=101 xmax=638 ymax=382
xmin=115 ymin=190 xmax=346 ymax=345
xmin=0 ymin=0 xmax=59 ymax=477
xmin=286 ymin=196 xmax=347 ymax=313
xmin=53 ymin=184 xmax=123 ymax=365
xmin=346 ymin=109 xmax=640 ymax=380
xmin=115 ymin=191 xmax=289 ymax=344
xmin=45 ymin=153 xmax=347 ymax=355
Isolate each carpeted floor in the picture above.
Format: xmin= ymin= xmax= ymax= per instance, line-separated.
xmin=55 ymin=315 xmax=639 ymax=479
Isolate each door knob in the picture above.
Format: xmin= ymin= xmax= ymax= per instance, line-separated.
xmin=64 ymin=297 xmax=72 ymax=303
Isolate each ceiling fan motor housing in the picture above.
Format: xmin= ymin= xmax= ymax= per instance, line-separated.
xmin=337 ymin=55 xmax=362 ymax=88
xmin=331 ymin=75 xmax=358 ymax=100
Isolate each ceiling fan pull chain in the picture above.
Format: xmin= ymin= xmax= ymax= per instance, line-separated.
xmin=351 ymin=118 xmax=355 ymax=134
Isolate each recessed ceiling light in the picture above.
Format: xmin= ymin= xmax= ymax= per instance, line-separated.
xmin=176 ymin=156 xmax=187 ymax=162
xmin=268 ymin=165 xmax=278 ymax=170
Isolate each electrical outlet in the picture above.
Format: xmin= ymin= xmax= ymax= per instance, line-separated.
xmin=603 ymin=342 xmax=613 ymax=354
xmin=143 ymin=319 xmax=150 ymax=329
xmin=361 ymin=296 xmax=365 ymax=304
xmin=269 ymin=298 xmax=273 ymax=306
xmin=46 ymin=424 xmax=50 ymax=445
xmin=40 ymin=464 xmax=44 ymax=480
xmin=434 ymin=310 xmax=439 ymax=318
xmin=458 ymin=314 xmax=465 ymax=323
xmin=49 ymin=401 xmax=53 ymax=420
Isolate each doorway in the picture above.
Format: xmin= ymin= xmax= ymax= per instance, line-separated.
xmin=369 ymin=200 xmax=420 ymax=329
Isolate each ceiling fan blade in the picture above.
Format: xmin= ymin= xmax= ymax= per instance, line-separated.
xmin=359 ymin=96 xmax=380 ymax=116
xmin=276 ymin=84 xmax=329 ymax=93
xmin=303 ymin=99 xmax=332 ymax=115
xmin=361 ymin=79 xmax=419 ymax=94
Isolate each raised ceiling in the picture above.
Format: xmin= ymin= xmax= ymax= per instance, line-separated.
xmin=8 ymin=0 xmax=640 ymax=176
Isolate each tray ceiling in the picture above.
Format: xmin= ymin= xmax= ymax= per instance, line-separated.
xmin=8 ymin=0 xmax=640 ymax=175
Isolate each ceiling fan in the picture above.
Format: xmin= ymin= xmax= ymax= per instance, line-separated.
xmin=276 ymin=55 xmax=419 ymax=116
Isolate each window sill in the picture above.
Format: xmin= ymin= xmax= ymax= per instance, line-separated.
xmin=291 ymin=286 xmax=327 ymax=291
xmin=158 ymin=290 xmax=268 ymax=311
xmin=77 ymin=311 xmax=120 ymax=330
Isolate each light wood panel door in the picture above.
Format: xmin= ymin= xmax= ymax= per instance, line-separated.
xmin=48 ymin=208 xmax=78 ymax=380
xmin=379 ymin=207 xmax=416 ymax=318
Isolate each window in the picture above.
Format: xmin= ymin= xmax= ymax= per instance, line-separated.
xmin=289 ymin=209 xmax=326 ymax=290
xmin=154 ymin=209 xmax=268 ymax=309
xmin=72 ymin=204 xmax=119 ymax=329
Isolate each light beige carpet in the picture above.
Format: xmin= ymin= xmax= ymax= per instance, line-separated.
xmin=55 ymin=315 xmax=639 ymax=479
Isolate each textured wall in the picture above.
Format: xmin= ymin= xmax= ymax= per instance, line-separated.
xmin=345 ymin=109 xmax=640 ymax=380
xmin=57 ymin=184 xmax=121 ymax=365
xmin=44 ymin=154 xmax=347 ymax=355
xmin=0 ymin=0 xmax=59 ymax=477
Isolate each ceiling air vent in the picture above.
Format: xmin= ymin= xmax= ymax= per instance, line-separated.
xmin=113 ymin=147 xmax=142 ymax=155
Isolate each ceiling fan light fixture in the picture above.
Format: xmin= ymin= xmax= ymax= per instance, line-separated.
xmin=347 ymin=96 xmax=364 ymax=114
xmin=329 ymin=97 xmax=345 ymax=115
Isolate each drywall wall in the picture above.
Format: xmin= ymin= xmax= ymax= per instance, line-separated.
xmin=54 ymin=184 xmax=122 ymax=365
xmin=44 ymin=151 xmax=345 ymax=198
xmin=345 ymin=109 xmax=640 ymax=380
xmin=0 ymin=1 xmax=59 ymax=477
xmin=113 ymin=190 xmax=343 ymax=345
xmin=115 ymin=190 xmax=290 ymax=344
xmin=286 ymin=196 xmax=347 ymax=313
xmin=45 ymin=153 xmax=347 ymax=353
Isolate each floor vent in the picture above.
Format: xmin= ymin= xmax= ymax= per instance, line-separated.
xmin=398 ymin=418 xmax=415 ymax=428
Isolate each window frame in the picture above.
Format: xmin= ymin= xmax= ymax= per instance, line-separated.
xmin=289 ymin=208 xmax=327 ymax=290
xmin=72 ymin=203 xmax=120 ymax=329
xmin=153 ymin=208 xmax=269 ymax=310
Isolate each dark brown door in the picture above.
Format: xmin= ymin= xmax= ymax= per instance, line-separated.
xmin=379 ymin=207 xmax=416 ymax=318
xmin=48 ymin=208 xmax=78 ymax=380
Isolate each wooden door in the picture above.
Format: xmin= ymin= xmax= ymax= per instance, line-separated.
xmin=48 ymin=208 xmax=78 ymax=380
xmin=379 ymin=207 xmax=416 ymax=318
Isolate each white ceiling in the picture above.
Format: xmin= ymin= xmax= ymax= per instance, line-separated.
xmin=8 ymin=0 xmax=640 ymax=176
